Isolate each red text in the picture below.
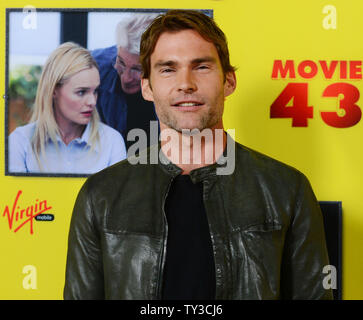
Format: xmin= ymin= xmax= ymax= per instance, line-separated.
xmin=2 ymin=190 xmax=52 ymax=235
xmin=272 ymin=60 xmax=362 ymax=80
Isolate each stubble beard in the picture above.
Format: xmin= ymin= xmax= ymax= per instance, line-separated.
xmin=157 ymin=95 xmax=225 ymax=134
xmin=159 ymin=107 xmax=222 ymax=133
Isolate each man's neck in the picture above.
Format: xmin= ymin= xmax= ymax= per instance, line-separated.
xmin=160 ymin=126 xmax=226 ymax=175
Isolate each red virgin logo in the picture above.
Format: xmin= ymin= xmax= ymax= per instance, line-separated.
xmin=2 ymin=190 xmax=52 ymax=235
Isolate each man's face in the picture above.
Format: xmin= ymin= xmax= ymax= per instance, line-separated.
xmin=141 ymin=29 xmax=236 ymax=132
xmin=114 ymin=47 xmax=142 ymax=95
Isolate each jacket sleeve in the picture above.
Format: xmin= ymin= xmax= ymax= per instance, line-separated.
xmin=64 ymin=179 xmax=105 ymax=299
xmin=280 ymin=173 xmax=334 ymax=300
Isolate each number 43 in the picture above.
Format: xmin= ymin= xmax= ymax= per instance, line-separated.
xmin=270 ymin=83 xmax=362 ymax=127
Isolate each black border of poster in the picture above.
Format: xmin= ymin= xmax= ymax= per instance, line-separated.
xmin=4 ymin=8 xmax=213 ymax=177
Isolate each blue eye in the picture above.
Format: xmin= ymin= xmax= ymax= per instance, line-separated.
xmin=76 ymin=90 xmax=86 ymax=96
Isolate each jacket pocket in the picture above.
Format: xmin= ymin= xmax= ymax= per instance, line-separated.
xmin=241 ymin=221 xmax=282 ymax=233
xmin=101 ymin=231 xmax=162 ymax=299
xmin=229 ymin=222 xmax=284 ymax=299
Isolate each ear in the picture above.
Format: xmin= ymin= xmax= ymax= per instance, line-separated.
xmin=141 ymin=78 xmax=154 ymax=102
xmin=53 ymin=87 xmax=59 ymax=103
xmin=223 ymin=71 xmax=237 ymax=98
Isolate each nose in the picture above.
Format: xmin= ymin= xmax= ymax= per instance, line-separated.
xmin=121 ymin=68 xmax=134 ymax=84
xmin=177 ymin=68 xmax=197 ymax=93
xmin=86 ymin=92 xmax=97 ymax=106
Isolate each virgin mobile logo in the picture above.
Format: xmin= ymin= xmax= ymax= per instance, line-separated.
xmin=2 ymin=190 xmax=52 ymax=235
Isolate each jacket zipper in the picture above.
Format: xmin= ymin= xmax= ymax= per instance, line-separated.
xmin=202 ymin=179 xmax=219 ymax=300
xmin=156 ymin=177 xmax=174 ymax=299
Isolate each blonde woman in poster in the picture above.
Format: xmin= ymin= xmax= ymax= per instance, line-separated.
xmin=8 ymin=42 xmax=126 ymax=174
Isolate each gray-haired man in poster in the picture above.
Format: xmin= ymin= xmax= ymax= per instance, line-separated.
xmin=91 ymin=13 xmax=158 ymax=149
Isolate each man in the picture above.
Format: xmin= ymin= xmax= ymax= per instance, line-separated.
xmin=64 ymin=10 xmax=333 ymax=300
xmin=91 ymin=14 xmax=158 ymax=149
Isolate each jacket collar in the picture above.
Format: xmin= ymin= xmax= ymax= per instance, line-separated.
xmin=156 ymin=132 xmax=233 ymax=183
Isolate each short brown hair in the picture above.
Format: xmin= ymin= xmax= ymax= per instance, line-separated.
xmin=140 ymin=9 xmax=235 ymax=80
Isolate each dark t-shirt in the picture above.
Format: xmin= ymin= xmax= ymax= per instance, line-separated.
xmin=162 ymin=174 xmax=216 ymax=300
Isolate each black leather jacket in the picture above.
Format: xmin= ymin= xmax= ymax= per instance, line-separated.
xmin=64 ymin=140 xmax=333 ymax=299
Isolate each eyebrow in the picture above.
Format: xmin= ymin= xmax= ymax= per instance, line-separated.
xmin=191 ymin=57 xmax=217 ymax=65
xmin=75 ymin=85 xmax=100 ymax=90
xmin=117 ymin=56 xmax=141 ymax=68
xmin=153 ymin=56 xmax=217 ymax=69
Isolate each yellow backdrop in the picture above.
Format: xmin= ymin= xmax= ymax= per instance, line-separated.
xmin=1 ymin=0 xmax=362 ymax=299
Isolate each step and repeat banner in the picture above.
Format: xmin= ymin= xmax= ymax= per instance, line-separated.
xmin=0 ymin=0 xmax=362 ymax=299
